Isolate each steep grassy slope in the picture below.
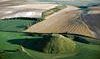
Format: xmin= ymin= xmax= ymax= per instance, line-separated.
xmin=43 ymin=34 xmax=76 ymax=54
xmin=60 ymin=42 xmax=100 ymax=59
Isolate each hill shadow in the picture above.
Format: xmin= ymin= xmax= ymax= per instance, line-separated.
xmin=7 ymin=35 xmax=51 ymax=52
xmin=73 ymin=36 xmax=90 ymax=44
xmin=61 ymin=33 xmax=92 ymax=44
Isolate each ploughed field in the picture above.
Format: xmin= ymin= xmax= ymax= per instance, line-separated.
xmin=0 ymin=5 xmax=100 ymax=59
xmin=0 ymin=17 xmax=100 ymax=59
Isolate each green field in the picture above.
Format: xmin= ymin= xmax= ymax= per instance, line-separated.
xmin=0 ymin=31 xmax=100 ymax=59
xmin=0 ymin=17 xmax=100 ymax=59
xmin=0 ymin=1 xmax=100 ymax=59
xmin=0 ymin=17 xmax=40 ymax=32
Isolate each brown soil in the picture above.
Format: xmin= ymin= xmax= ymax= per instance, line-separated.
xmin=25 ymin=7 xmax=95 ymax=38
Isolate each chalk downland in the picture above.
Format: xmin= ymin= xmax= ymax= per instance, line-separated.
xmin=25 ymin=6 xmax=95 ymax=38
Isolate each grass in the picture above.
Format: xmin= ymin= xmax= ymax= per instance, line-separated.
xmin=60 ymin=42 xmax=100 ymax=59
xmin=43 ymin=34 xmax=76 ymax=54
xmin=0 ymin=17 xmax=41 ymax=32
xmin=0 ymin=31 xmax=26 ymax=50
xmin=0 ymin=32 xmax=100 ymax=59
xmin=20 ymin=34 xmax=100 ymax=59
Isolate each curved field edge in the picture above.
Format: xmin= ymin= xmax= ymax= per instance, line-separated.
xmin=0 ymin=17 xmax=41 ymax=32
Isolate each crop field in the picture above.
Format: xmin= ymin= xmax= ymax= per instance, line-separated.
xmin=0 ymin=12 xmax=100 ymax=59
xmin=0 ymin=1 xmax=100 ymax=59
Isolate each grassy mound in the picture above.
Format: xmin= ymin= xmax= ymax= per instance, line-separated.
xmin=60 ymin=42 xmax=100 ymax=59
xmin=43 ymin=34 xmax=76 ymax=54
xmin=0 ymin=32 xmax=100 ymax=59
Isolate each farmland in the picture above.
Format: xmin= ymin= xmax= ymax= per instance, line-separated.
xmin=0 ymin=1 xmax=100 ymax=59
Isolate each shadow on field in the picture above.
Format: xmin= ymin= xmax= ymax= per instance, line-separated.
xmin=7 ymin=36 xmax=51 ymax=52
xmin=73 ymin=36 xmax=90 ymax=44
